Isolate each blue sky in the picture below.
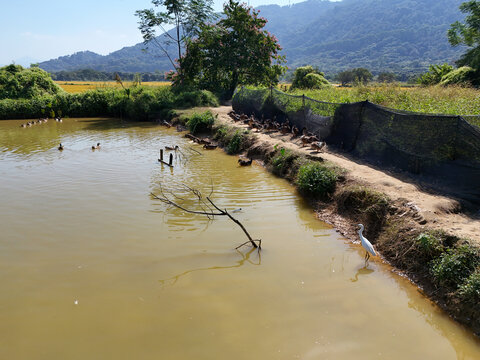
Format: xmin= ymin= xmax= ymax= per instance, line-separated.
xmin=0 ymin=0 xmax=338 ymax=66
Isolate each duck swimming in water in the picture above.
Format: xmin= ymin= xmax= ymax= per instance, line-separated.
xmin=58 ymin=143 xmax=64 ymax=151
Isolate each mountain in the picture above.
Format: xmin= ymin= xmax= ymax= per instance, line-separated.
xmin=38 ymin=0 xmax=467 ymax=78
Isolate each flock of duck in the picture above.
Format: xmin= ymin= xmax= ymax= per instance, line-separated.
xmin=227 ymin=110 xmax=326 ymax=153
xmin=58 ymin=142 xmax=100 ymax=151
xmin=20 ymin=117 xmax=63 ymax=127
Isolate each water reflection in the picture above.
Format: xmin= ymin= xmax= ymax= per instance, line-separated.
xmin=159 ymin=247 xmax=261 ymax=287
xmin=350 ymin=266 xmax=375 ymax=282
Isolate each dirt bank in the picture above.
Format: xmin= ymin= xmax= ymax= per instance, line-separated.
xmin=209 ymin=105 xmax=480 ymax=245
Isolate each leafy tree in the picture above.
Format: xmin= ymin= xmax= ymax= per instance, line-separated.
xmin=179 ymin=0 xmax=285 ymax=97
xmin=0 ymin=64 xmax=63 ymax=100
xmin=290 ymin=66 xmax=330 ymax=89
xmin=135 ymin=0 xmax=215 ymax=77
xmin=336 ymin=68 xmax=373 ymax=85
xmin=377 ymin=72 xmax=397 ymax=83
xmin=417 ymin=63 xmax=454 ymax=85
xmin=440 ymin=66 xmax=475 ymax=85
xmin=448 ymin=1 xmax=480 ymax=84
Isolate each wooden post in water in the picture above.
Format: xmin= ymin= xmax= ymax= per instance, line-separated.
xmin=159 ymin=148 xmax=174 ymax=167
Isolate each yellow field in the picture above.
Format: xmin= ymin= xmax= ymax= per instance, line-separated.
xmin=56 ymin=81 xmax=171 ymax=93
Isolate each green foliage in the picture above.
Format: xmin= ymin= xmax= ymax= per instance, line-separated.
xmin=0 ymin=64 xmax=63 ymax=100
xmin=226 ymin=131 xmax=243 ymax=154
xmin=296 ymin=162 xmax=337 ymax=197
xmin=174 ymin=89 xmax=219 ymax=108
xmin=448 ymin=1 xmax=480 ymax=85
xmin=377 ymin=72 xmax=398 ymax=83
xmin=270 ymin=147 xmax=299 ymax=177
xmin=418 ymin=63 xmax=454 ymax=85
xmin=135 ymin=0 xmax=215 ymax=80
xmin=179 ymin=0 xmax=286 ymax=97
xmin=185 ymin=111 xmax=215 ymax=134
xmin=336 ymin=68 xmax=373 ymax=85
xmin=440 ymin=66 xmax=475 ymax=85
xmin=457 ymin=269 xmax=480 ymax=303
xmin=430 ymin=244 xmax=479 ymax=289
xmin=416 ymin=232 xmax=445 ymax=259
xmin=50 ymin=69 xmax=166 ymax=81
xmin=290 ymin=66 xmax=330 ymax=90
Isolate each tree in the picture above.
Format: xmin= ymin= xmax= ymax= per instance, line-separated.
xmin=178 ymin=0 xmax=286 ymax=97
xmin=336 ymin=68 xmax=372 ymax=86
xmin=135 ymin=0 xmax=215 ymax=78
xmin=417 ymin=63 xmax=454 ymax=85
xmin=377 ymin=72 xmax=397 ymax=83
xmin=448 ymin=1 xmax=480 ymax=84
xmin=290 ymin=66 xmax=330 ymax=90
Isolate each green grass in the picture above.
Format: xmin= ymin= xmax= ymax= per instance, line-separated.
xmin=238 ymin=84 xmax=480 ymax=117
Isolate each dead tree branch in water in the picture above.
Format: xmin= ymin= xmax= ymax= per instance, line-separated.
xmin=150 ymin=183 xmax=261 ymax=249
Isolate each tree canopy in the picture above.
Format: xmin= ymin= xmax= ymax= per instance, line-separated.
xmin=336 ymin=68 xmax=373 ymax=86
xmin=0 ymin=65 xmax=63 ymax=100
xmin=290 ymin=66 xmax=330 ymax=90
xmin=448 ymin=0 xmax=480 ymax=84
xmin=178 ymin=0 xmax=285 ymax=97
xmin=135 ymin=0 xmax=215 ymax=76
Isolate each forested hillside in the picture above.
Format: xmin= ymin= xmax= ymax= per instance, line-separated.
xmin=38 ymin=0 xmax=466 ymax=78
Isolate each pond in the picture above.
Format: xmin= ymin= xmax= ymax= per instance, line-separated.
xmin=0 ymin=117 xmax=479 ymax=359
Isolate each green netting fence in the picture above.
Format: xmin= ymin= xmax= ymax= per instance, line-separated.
xmin=232 ymin=86 xmax=480 ymax=202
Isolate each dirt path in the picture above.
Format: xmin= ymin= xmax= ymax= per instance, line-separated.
xmin=210 ymin=105 xmax=480 ymax=244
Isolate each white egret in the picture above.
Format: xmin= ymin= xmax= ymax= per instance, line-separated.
xmin=357 ymin=224 xmax=376 ymax=263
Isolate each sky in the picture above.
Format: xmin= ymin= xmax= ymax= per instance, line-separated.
xmin=0 ymin=0 xmax=340 ymax=67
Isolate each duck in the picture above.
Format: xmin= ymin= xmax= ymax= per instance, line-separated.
xmin=310 ymin=141 xmax=326 ymax=153
xmin=238 ymin=157 xmax=253 ymax=166
xmin=203 ymin=144 xmax=218 ymax=150
xmin=58 ymin=143 xmax=64 ymax=151
xmin=165 ymin=145 xmax=179 ymax=151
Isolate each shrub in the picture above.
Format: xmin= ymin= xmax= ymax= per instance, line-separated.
xmin=430 ymin=244 xmax=479 ymax=289
xmin=291 ymin=66 xmax=330 ymax=90
xmin=174 ymin=89 xmax=219 ymax=108
xmin=440 ymin=66 xmax=474 ymax=86
xmin=457 ymin=269 xmax=480 ymax=303
xmin=226 ymin=131 xmax=243 ymax=154
xmin=186 ymin=111 xmax=215 ymax=134
xmin=296 ymin=162 xmax=337 ymax=198
xmin=270 ymin=147 xmax=299 ymax=177
xmin=416 ymin=232 xmax=445 ymax=260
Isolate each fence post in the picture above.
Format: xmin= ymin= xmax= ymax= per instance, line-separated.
xmin=302 ymin=94 xmax=306 ymax=123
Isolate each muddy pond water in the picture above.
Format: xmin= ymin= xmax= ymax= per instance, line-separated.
xmin=1 ymin=117 xmax=479 ymax=359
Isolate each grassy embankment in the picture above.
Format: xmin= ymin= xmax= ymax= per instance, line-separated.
xmin=275 ymin=84 xmax=480 ymax=120
xmin=177 ymin=108 xmax=480 ymax=335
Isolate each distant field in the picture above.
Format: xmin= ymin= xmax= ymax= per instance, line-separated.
xmin=56 ymin=81 xmax=171 ymax=93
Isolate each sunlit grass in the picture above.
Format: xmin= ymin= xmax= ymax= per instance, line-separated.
xmin=56 ymin=81 xmax=171 ymax=94
xmin=287 ymin=84 xmax=480 ymax=115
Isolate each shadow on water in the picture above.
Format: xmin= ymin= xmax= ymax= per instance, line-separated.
xmin=350 ymin=266 xmax=375 ymax=282
xmin=159 ymin=247 xmax=261 ymax=287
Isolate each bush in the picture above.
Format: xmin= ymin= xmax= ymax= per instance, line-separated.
xmin=430 ymin=244 xmax=479 ymax=289
xmin=270 ymin=147 xmax=299 ymax=177
xmin=186 ymin=111 xmax=215 ymax=134
xmin=457 ymin=269 xmax=480 ymax=303
xmin=291 ymin=66 xmax=330 ymax=90
xmin=416 ymin=232 xmax=445 ymax=260
xmin=296 ymin=162 xmax=337 ymax=198
xmin=174 ymin=89 xmax=219 ymax=108
xmin=440 ymin=66 xmax=474 ymax=86
xmin=226 ymin=131 xmax=243 ymax=154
